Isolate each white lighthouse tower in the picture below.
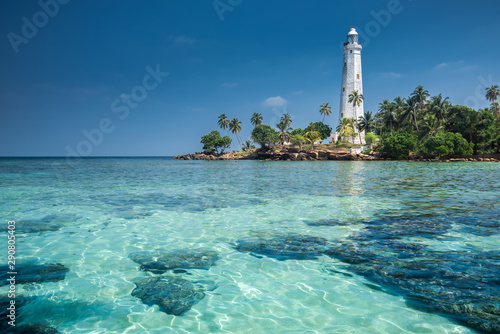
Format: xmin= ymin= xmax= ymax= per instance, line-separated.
xmin=337 ymin=27 xmax=365 ymax=144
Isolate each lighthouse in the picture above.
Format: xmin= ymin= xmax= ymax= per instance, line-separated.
xmin=337 ymin=27 xmax=365 ymax=144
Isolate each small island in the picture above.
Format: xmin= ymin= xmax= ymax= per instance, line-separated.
xmin=175 ymin=84 xmax=500 ymax=163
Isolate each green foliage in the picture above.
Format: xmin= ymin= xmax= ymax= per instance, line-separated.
xmin=371 ymin=84 xmax=500 ymax=155
xmin=379 ymin=132 xmax=417 ymax=159
xmin=290 ymin=134 xmax=306 ymax=149
xmin=304 ymin=130 xmax=322 ymax=147
xmin=250 ymin=112 xmax=263 ymax=126
xmin=251 ymin=125 xmax=280 ymax=148
xmin=421 ymin=132 xmax=474 ymax=156
xmin=305 ymin=122 xmax=332 ymax=140
xmin=319 ymin=103 xmax=332 ymax=122
xmin=365 ymin=132 xmax=378 ymax=146
xmin=201 ymin=130 xmax=232 ymax=154
xmin=291 ymin=128 xmax=305 ymax=136
xmin=336 ymin=118 xmax=356 ymax=140
xmin=242 ymin=140 xmax=255 ymax=151
xmin=276 ymin=119 xmax=292 ymax=145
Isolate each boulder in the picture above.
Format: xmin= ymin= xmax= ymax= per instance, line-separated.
xmin=0 ymin=263 xmax=69 ymax=287
xmin=129 ymin=248 xmax=219 ymax=274
xmin=132 ymin=276 xmax=206 ymax=316
xmin=234 ymin=234 xmax=329 ymax=261
xmin=317 ymin=151 xmax=329 ymax=160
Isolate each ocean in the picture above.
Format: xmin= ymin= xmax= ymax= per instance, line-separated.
xmin=0 ymin=158 xmax=498 ymax=333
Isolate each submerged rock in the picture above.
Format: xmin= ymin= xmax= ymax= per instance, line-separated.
xmin=324 ymin=212 xmax=500 ymax=333
xmin=0 ymin=214 xmax=79 ymax=233
xmin=0 ymin=263 xmax=69 ymax=287
xmin=0 ymin=295 xmax=60 ymax=333
xmin=131 ymin=276 xmax=206 ymax=315
xmin=129 ymin=248 xmax=219 ymax=274
xmin=234 ymin=234 xmax=329 ymax=260
xmin=13 ymin=324 xmax=60 ymax=334
xmin=304 ymin=219 xmax=355 ymax=227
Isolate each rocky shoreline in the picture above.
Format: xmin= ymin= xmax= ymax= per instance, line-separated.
xmin=174 ymin=147 xmax=500 ymax=162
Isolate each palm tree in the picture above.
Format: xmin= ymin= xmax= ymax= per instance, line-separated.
xmin=428 ymin=94 xmax=450 ymax=124
xmin=378 ymin=99 xmax=396 ymax=133
xmin=319 ymin=103 xmax=332 ymax=122
xmin=420 ymin=114 xmax=444 ymax=142
xmin=411 ymin=85 xmax=430 ymax=112
xmin=250 ymin=112 xmax=263 ymax=127
xmin=485 ymin=85 xmax=499 ymax=103
xmin=491 ymin=102 xmax=500 ymax=117
xmin=229 ymin=118 xmax=242 ymax=148
xmin=281 ymin=113 xmax=293 ymax=128
xmin=336 ymin=118 xmax=355 ymax=142
xmin=404 ymin=96 xmax=419 ymax=132
xmin=242 ymin=140 xmax=255 ymax=151
xmin=218 ymin=113 xmax=236 ymax=150
xmin=348 ymin=91 xmax=364 ymax=143
xmin=304 ymin=130 xmax=321 ymax=148
xmin=276 ymin=120 xmax=291 ymax=145
xmin=358 ymin=111 xmax=374 ymax=133
xmin=218 ymin=114 xmax=229 ymax=132
xmin=392 ymin=96 xmax=406 ymax=132
xmin=486 ymin=85 xmax=500 ymax=116
xmin=348 ymin=91 xmax=364 ymax=123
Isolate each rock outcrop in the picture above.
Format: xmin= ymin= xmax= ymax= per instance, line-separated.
xmin=129 ymin=248 xmax=219 ymax=274
xmin=174 ymin=147 xmax=381 ymax=161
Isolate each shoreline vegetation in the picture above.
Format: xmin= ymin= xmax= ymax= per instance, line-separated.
xmin=174 ymin=144 xmax=500 ymax=162
xmin=176 ymin=85 xmax=500 ymax=162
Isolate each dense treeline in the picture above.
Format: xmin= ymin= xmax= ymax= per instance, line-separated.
xmin=200 ymin=84 xmax=499 ymax=159
xmin=368 ymin=85 xmax=500 ymax=158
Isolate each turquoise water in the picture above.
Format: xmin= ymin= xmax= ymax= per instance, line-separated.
xmin=0 ymin=158 xmax=499 ymax=333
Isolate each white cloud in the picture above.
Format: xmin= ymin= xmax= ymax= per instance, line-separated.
xmin=168 ymin=35 xmax=197 ymax=45
xmin=378 ymin=72 xmax=404 ymax=79
xmin=263 ymin=96 xmax=288 ymax=107
xmin=434 ymin=60 xmax=478 ymax=73
xmin=221 ymin=82 xmax=239 ymax=88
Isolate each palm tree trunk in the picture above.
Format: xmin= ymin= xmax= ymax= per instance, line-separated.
xmin=227 ymin=130 xmax=237 ymax=151
xmin=413 ymin=107 xmax=419 ymax=132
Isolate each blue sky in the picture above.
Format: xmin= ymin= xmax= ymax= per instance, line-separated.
xmin=1 ymin=0 xmax=499 ymax=156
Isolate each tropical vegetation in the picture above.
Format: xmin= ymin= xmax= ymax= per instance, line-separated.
xmin=201 ymin=86 xmax=499 ymax=160
xmin=200 ymin=130 xmax=232 ymax=154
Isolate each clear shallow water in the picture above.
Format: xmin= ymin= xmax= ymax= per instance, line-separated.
xmin=0 ymin=158 xmax=498 ymax=333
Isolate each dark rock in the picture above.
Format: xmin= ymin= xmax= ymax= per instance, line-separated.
xmin=131 ymin=276 xmax=206 ymax=315
xmin=15 ymin=324 xmax=60 ymax=334
xmin=0 ymin=214 xmax=78 ymax=234
xmin=234 ymin=234 xmax=329 ymax=260
xmin=129 ymin=248 xmax=219 ymax=274
xmin=323 ymin=213 xmax=500 ymax=333
xmin=0 ymin=263 xmax=69 ymax=287
xmin=305 ymin=219 xmax=354 ymax=227
xmin=0 ymin=296 xmax=60 ymax=333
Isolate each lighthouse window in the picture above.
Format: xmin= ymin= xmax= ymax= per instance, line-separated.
xmin=341 ymin=113 xmax=344 ymax=117
xmin=344 ymin=62 xmax=346 ymax=67
xmin=350 ymin=50 xmax=352 ymax=53
xmin=357 ymin=74 xmax=360 ymax=79
xmin=342 ymin=87 xmax=345 ymax=92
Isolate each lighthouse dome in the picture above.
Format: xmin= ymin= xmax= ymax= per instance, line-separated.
xmin=347 ymin=28 xmax=358 ymax=36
